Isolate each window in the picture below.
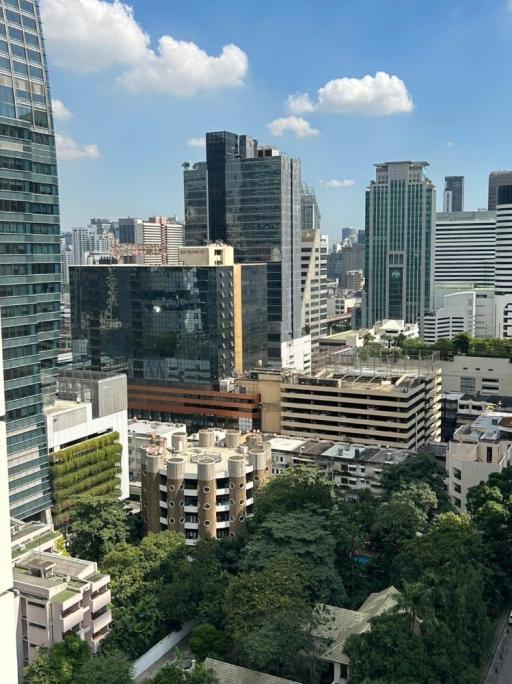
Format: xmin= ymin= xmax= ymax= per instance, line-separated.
xmin=453 ymin=467 xmax=462 ymax=481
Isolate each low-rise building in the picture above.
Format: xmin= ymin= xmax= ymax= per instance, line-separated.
xmin=446 ymin=412 xmax=512 ymax=510
xmin=141 ymin=429 xmax=271 ymax=544
xmin=45 ymin=371 xmax=129 ymax=526
xmin=440 ymin=355 xmax=512 ymax=397
xmin=423 ymin=291 xmax=476 ymax=343
xmin=441 ymin=392 xmax=512 ymax=441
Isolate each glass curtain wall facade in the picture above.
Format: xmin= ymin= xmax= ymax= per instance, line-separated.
xmin=0 ymin=0 xmax=60 ymax=519
xmin=70 ymin=265 xmax=268 ymax=386
xmin=364 ymin=161 xmax=435 ymax=333
xmin=201 ymin=132 xmax=302 ymax=364
xmin=183 ymin=162 xmax=208 ymax=246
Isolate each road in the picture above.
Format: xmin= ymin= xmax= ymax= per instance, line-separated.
xmin=484 ymin=615 xmax=512 ymax=684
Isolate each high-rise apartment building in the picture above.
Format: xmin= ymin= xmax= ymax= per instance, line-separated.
xmin=364 ymin=161 xmax=435 ymax=333
xmin=184 ymin=131 xmax=302 ymax=364
xmin=494 ymin=185 xmax=512 ymax=338
xmin=435 ymin=211 xmax=496 ymax=287
xmin=488 ymin=170 xmax=512 ymax=211
xmin=443 ymin=176 xmax=464 ymax=212
xmin=0 ymin=0 xmax=60 ymax=519
xmin=117 ymin=216 xmax=183 ymax=265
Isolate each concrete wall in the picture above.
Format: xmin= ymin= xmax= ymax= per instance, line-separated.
xmin=440 ymin=356 xmax=512 ymax=397
xmin=131 ymin=620 xmax=198 ymax=680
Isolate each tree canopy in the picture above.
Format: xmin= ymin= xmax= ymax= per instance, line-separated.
xmin=67 ymin=495 xmax=127 ymax=562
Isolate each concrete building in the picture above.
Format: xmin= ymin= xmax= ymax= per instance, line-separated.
xmin=447 ymin=412 xmax=512 ymax=511
xmin=178 ymin=243 xmax=234 ymax=266
xmin=44 ymin=371 xmax=129 ymax=525
xmin=440 ymin=355 xmax=512 ymax=397
xmin=435 ymin=211 xmax=496 ymax=288
xmin=13 ymin=550 xmax=111 ymax=669
xmin=235 ymin=370 xmax=282 ymax=433
xmin=441 ymin=392 xmax=512 ymax=441
xmin=443 ymin=176 xmax=464 ymax=213
xmin=423 ymin=291 xmax=476 ymax=343
xmin=280 ymin=334 xmax=312 ymax=373
xmin=300 ymin=227 xmax=328 ymax=354
xmin=204 ymin=659 xmax=300 ymax=684
xmin=141 ymin=429 xmax=271 ymax=543
xmin=365 ymin=161 xmax=435 ymax=334
xmin=489 ymin=170 xmax=512 ymax=211
xmin=0 ymin=326 xmax=19 ymax=680
xmin=434 ymin=283 xmax=496 ymax=338
xmin=494 ymin=186 xmax=512 ymax=338
xmin=128 ymin=419 xmax=187 ymax=492
xmin=134 ymin=216 xmax=184 ymax=266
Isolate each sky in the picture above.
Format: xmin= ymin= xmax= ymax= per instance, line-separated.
xmin=42 ymin=0 xmax=512 ymax=242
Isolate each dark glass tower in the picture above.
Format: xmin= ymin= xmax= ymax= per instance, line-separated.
xmin=0 ymin=0 xmax=60 ymax=519
xmin=183 ymin=162 xmax=208 ymax=246
xmin=185 ymin=131 xmax=302 ymax=363
xmin=443 ymin=176 xmax=464 ymax=212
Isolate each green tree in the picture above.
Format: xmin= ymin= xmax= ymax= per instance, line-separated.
xmin=68 ymin=496 xmax=127 ymax=562
xmin=380 ymin=452 xmax=451 ymax=512
xmin=74 ymin=650 xmax=133 ymax=684
xmin=189 ymin=624 xmax=229 ymax=662
xmin=24 ymin=634 xmax=90 ymax=684
xmin=452 ymin=332 xmax=471 ymax=355
xmin=371 ymin=496 xmax=426 ymax=559
xmin=391 ymin=482 xmax=438 ymax=521
xmin=224 ymin=557 xmax=321 ymax=681
xmin=241 ymin=507 xmax=344 ymax=603
xmin=253 ymin=466 xmax=336 ymax=523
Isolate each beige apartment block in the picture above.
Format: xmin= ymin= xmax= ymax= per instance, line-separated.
xmin=141 ymin=429 xmax=271 ymax=543
xmin=280 ymin=354 xmax=441 ymax=449
xmin=178 ymin=243 xmax=234 ymax=266
xmin=13 ymin=551 xmax=111 ymax=669
xmin=236 ymin=369 xmax=283 ymax=433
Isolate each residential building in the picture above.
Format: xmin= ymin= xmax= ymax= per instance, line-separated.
xmin=364 ymin=161 xmax=436 ymax=334
xmin=141 ymin=430 xmax=271 ymax=543
xmin=447 ymin=412 xmax=512 ymax=511
xmin=183 ymin=162 xmax=208 ymax=246
xmin=300 ymin=186 xmax=328 ymax=354
xmin=441 ymin=392 xmax=512 ymax=441
xmin=0 ymin=329 xmax=18 ymax=681
xmin=435 ymin=211 xmax=496 ymax=288
xmin=178 ymin=242 xmax=234 ymax=266
xmin=133 ymin=216 xmax=184 ymax=265
xmin=61 ymin=238 xmax=72 ymax=287
xmin=71 ymin=263 xmax=268 ymax=385
xmin=440 ymin=355 xmax=512 ymax=397
xmin=127 ymin=418 xmax=186 ymax=489
xmin=315 ymin=586 xmax=401 ymax=684
xmin=494 ymin=185 xmax=512 ymax=338
xmin=44 ymin=370 xmax=129 ymax=525
xmin=423 ymin=291 xmax=476 ymax=343
xmin=443 ymin=175 xmax=464 ymax=212
xmin=184 ymin=131 xmax=303 ymax=366
xmin=13 ymin=550 xmax=111 ymax=668
xmin=204 ymin=659 xmax=300 ymax=684
xmin=0 ymin=0 xmax=61 ymax=520
xmin=488 ymin=170 xmax=512 ymax=211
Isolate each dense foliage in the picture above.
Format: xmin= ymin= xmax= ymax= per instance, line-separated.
xmin=67 ymin=495 xmax=128 ymax=562
xmin=30 ymin=459 xmax=512 ymax=684
xmin=402 ymin=332 xmax=512 ymax=359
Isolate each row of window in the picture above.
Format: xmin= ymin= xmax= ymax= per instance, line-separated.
xmin=0 ymin=281 xmax=59 ymax=298
xmin=0 ymin=221 xmax=58 ymax=234
xmin=0 ymin=198 xmax=58 ymax=213
xmin=0 ymin=177 xmax=55 ymax=194
xmin=0 ymin=242 xmax=59 ymax=254
xmin=3 ymin=1 xmax=35 ymax=17
xmin=0 ymin=155 xmax=55 ymax=175
xmin=0 ymin=121 xmax=51 ymax=144
xmin=0 ymin=262 xmax=59 ymax=275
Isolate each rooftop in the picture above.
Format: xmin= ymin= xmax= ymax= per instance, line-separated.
xmin=204 ymin=659 xmax=301 ymax=684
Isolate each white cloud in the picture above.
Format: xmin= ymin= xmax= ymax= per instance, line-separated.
xmin=447 ymin=141 xmax=454 ymax=147
xmin=52 ymin=99 xmax=72 ymax=121
xmin=118 ymin=38 xmax=247 ymax=95
xmin=323 ymin=179 xmax=356 ymax=188
xmin=40 ymin=0 xmax=149 ymax=74
xmin=40 ymin=0 xmax=248 ymax=95
xmin=187 ymin=136 xmax=206 ymax=148
xmin=267 ymin=116 xmax=319 ymax=138
xmin=288 ymin=72 xmax=414 ymax=116
xmin=287 ymin=93 xmax=315 ymax=115
xmin=56 ymin=133 xmax=100 ymax=160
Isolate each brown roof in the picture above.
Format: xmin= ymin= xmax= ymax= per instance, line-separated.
xmin=204 ymin=659 xmax=302 ymax=684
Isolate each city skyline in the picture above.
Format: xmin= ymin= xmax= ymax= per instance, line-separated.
xmin=43 ymin=0 xmax=512 ymax=239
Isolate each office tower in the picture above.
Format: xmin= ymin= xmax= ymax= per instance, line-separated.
xmin=0 ymin=327 xmax=19 ymax=681
xmin=364 ymin=161 xmax=435 ymax=332
xmin=0 ymin=0 xmax=60 ymax=519
xmin=488 ymin=170 xmax=512 ymax=211
xmin=435 ymin=211 xmax=496 ymax=287
xmin=183 ymin=162 xmax=208 ymax=246
xmin=443 ymin=176 xmax=464 ymax=212
xmin=71 ymin=226 xmax=96 ymax=265
xmin=341 ymin=227 xmax=357 ymax=241
xmin=300 ymin=186 xmax=327 ymax=353
xmin=118 ymin=217 xmax=142 ymax=244
xmin=186 ymin=131 xmax=302 ymax=365
xmin=357 ymin=229 xmax=365 ymax=245
xmin=70 ymin=259 xmax=268 ymax=387
xmin=89 ymin=217 xmax=112 ymax=235
xmin=61 ymin=237 xmax=72 ymax=287
xmin=423 ymin=291 xmax=476 ymax=343
xmin=494 ymin=185 xmax=512 ymax=338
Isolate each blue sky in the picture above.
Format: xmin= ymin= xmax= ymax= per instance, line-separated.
xmin=43 ymin=0 xmax=512 ymax=241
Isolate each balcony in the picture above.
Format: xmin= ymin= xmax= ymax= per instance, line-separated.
xmin=92 ymin=608 xmax=112 ymax=635
xmin=61 ymin=606 xmax=84 ymax=633
xmin=91 ymin=589 xmax=111 ymax=614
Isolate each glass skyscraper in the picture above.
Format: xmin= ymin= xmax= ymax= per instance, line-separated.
xmin=443 ymin=176 xmax=464 ymax=213
xmin=364 ymin=161 xmax=435 ymax=333
xmin=184 ymin=131 xmax=302 ymax=364
xmin=0 ymin=0 xmax=60 ymax=519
